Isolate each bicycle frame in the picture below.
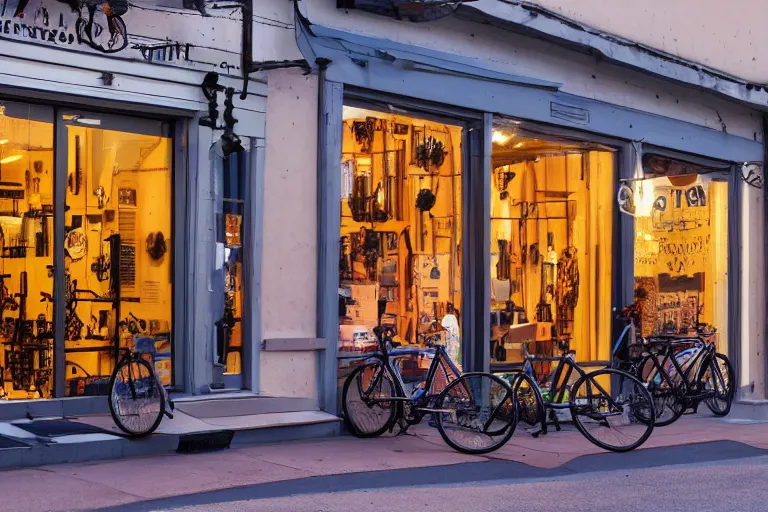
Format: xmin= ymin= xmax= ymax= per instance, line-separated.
xmin=640 ymin=338 xmax=719 ymax=402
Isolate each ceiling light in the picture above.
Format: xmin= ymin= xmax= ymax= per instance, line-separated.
xmin=0 ymin=140 xmax=7 ymax=145
xmin=514 ymin=142 xmax=524 ymax=149
xmin=492 ymin=130 xmax=511 ymax=145
xmin=0 ymin=155 xmax=22 ymax=164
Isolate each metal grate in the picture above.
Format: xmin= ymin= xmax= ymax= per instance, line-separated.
xmin=120 ymin=245 xmax=136 ymax=288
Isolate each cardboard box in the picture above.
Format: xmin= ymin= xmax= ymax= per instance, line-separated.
xmin=347 ymin=283 xmax=378 ymax=302
xmin=506 ymin=323 xmax=537 ymax=344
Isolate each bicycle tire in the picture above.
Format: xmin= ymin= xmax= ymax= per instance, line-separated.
xmin=702 ymin=353 xmax=734 ymax=416
xmin=637 ymin=354 xmax=685 ymax=427
xmin=569 ymin=368 xmax=654 ymax=453
xmin=435 ymin=372 xmax=517 ymax=455
xmin=341 ymin=361 xmax=397 ymax=438
xmin=511 ymin=372 xmax=546 ymax=429
xmin=108 ymin=357 xmax=165 ymax=437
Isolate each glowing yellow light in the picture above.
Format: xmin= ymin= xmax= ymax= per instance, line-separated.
xmin=0 ymin=155 xmax=22 ymax=164
xmin=0 ymin=140 xmax=7 ymax=145
xmin=634 ymin=180 xmax=656 ymax=217
xmin=643 ymin=234 xmax=653 ymax=241
xmin=637 ymin=231 xmax=643 ymax=237
xmin=513 ymin=142 xmax=524 ymax=149
xmin=492 ymin=130 xmax=511 ymax=145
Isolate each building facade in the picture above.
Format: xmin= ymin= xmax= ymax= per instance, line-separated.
xmin=1 ymin=0 xmax=765 ymax=430
xmin=268 ymin=0 xmax=767 ymax=419
xmin=0 ymin=0 xmax=336 ymax=426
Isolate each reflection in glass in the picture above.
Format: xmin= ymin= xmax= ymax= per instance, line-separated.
xmin=337 ymin=107 xmax=463 ymax=391
xmin=489 ymin=120 xmax=615 ymax=369
xmin=0 ymin=102 xmax=55 ymax=400
xmin=219 ymin=153 xmax=244 ymax=375
xmin=64 ymin=120 xmax=173 ymax=396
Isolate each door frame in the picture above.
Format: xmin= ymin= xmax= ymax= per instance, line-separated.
xmin=53 ymin=109 xmax=179 ymax=397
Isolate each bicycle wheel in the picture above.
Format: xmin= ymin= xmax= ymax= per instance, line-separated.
xmin=512 ymin=372 xmax=546 ymax=429
xmin=569 ymin=369 xmax=654 ymax=452
xmin=637 ymin=355 xmax=685 ymax=427
xmin=108 ymin=357 xmax=164 ymax=437
xmin=341 ymin=361 xmax=397 ymax=437
xmin=702 ymin=353 xmax=734 ymax=416
xmin=435 ymin=372 xmax=517 ymax=454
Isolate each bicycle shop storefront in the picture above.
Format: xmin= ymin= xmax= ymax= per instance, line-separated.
xmin=0 ymin=99 xmax=177 ymax=402
xmin=300 ymin=20 xmax=765 ymax=411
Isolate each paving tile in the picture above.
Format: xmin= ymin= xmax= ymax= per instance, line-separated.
xmin=0 ymin=467 xmax=136 ymax=512
xmin=41 ymin=450 xmax=313 ymax=499
xmin=236 ymin=432 xmax=482 ymax=475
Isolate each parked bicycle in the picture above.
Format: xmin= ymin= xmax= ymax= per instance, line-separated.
xmin=342 ymin=326 xmax=518 ymax=454
xmin=108 ymin=333 xmax=174 ymax=437
xmin=508 ymin=337 xmax=655 ymax=453
xmin=613 ymin=305 xmax=734 ymax=427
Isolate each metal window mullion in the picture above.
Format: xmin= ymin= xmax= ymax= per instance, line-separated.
xmin=318 ymin=77 xmax=344 ymax=413
xmin=52 ymin=111 xmax=67 ymax=398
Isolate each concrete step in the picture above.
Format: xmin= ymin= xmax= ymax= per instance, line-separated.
xmin=0 ymin=407 xmax=341 ymax=469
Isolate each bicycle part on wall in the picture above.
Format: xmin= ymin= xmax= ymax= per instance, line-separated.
xmin=3 ymin=272 xmax=53 ymax=399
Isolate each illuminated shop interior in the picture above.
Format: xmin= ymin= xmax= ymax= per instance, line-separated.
xmin=0 ymin=102 xmax=173 ymax=400
xmin=631 ymin=156 xmax=728 ymax=354
xmin=337 ymin=106 xmax=463 ymax=375
xmin=489 ymin=120 xmax=615 ymax=366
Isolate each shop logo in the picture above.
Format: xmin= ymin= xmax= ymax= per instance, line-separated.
xmin=0 ymin=0 xmax=127 ymax=53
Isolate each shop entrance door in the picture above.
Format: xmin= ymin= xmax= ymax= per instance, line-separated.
xmin=54 ymin=111 xmax=174 ymax=398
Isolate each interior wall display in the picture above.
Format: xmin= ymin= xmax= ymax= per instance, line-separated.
xmin=632 ymin=172 xmax=728 ymax=352
xmin=338 ymin=106 xmax=463 ymax=376
xmin=0 ymin=102 xmax=56 ymax=399
xmin=489 ymin=118 xmax=615 ymax=367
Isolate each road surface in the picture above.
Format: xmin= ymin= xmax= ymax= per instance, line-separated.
xmin=98 ymin=452 xmax=768 ymax=512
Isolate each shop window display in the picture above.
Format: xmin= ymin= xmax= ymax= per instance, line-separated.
xmin=489 ymin=121 xmax=615 ymax=369
xmin=631 ymin=155 xmax=728 ymax=354
xmin=64 ymin=120 xmax=173 ymax=396
xmin=0 ymin=102 xmax=55 ymax=399
xmin=337 ymin=107 xmax=463 ymax=386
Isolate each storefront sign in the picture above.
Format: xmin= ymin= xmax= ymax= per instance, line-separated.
xmin=0 ymin=0 xmax=196 ymax=62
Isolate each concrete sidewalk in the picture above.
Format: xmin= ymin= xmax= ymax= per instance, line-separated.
xmin=1 ymin=415 xmax=767 ymax=512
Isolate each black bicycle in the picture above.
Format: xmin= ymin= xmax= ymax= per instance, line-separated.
xmin=342 ymin=327 xmax=518 ymax=454
xmin=631 ymin=336 xmax=733 ymax=426
xmin=108 ymin=346 xmax=174 ymax=437
xmin=613 ymin=306 xmax=734 ymax=427
xmin=507 ymin=337 xmax=655 ymax=453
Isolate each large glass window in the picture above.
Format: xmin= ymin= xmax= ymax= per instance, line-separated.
xmin=489 ymin=119 xmax=616 ymax=369
xmin=64 ymin=115 xmax=173 ymax=396
xmin=337 ymin=106 xmax=463 ymax=388
xmin=0 ymin=103 xmax=174 ymax=400
xmin=0 ymin=102 xmax=55 ymax=399
xmin=631 ymin=155 xmax=728 ymax=354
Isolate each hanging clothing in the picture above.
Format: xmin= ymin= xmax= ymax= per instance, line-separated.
xmin=556 ymin=248 xmax=579 ymax=312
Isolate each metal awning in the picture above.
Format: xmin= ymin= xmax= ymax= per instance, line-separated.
xmin=337 ymin=0 xmax=768 ymax=110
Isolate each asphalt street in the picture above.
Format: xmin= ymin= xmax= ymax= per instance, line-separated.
xmin=95 ymin=442 xmax=768 ymax=512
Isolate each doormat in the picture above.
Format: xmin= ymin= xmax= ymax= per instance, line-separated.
xmin=177 ymin=430 xmax=234 ymax=453
xmin=14 ymin=420 xmax=115 ymax=438
xmin=0 ymin=435 xmax=27 ymax=449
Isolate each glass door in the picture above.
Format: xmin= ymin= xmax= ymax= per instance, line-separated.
xmin=55 ymin=111 xmax=174 ymax=397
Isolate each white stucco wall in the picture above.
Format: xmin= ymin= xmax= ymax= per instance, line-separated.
xmin=741 ymin=180 xmax=766 ymax=400
xmin=523 ymin=0 xmax=767 ymax=85
xmin=259 ymin=67 xmax=319 ymax=398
